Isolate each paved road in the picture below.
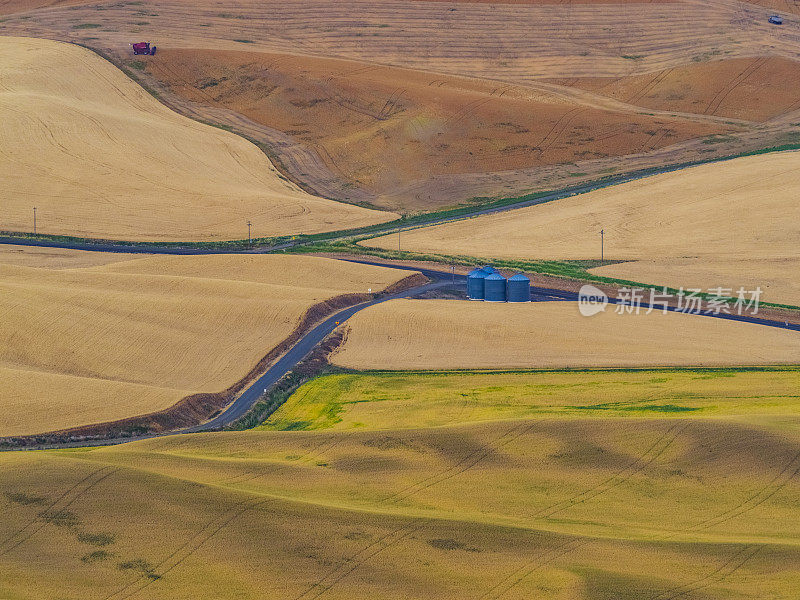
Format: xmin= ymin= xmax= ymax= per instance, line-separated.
xmin=188 ymin=265 xmax=574 ymax=433
xmin=186 ymin=277 xmax=457 ymax=432
xmin=1 ymin=268 xmax=460 ymax=450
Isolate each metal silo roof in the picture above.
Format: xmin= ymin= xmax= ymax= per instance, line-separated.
xmin=484 ymin=272 xmax=507 ymax=302
xmin=467 ymin=267 xmax=488 ymax=300
xmin=506 ymin=272 xmax=531 ymax=303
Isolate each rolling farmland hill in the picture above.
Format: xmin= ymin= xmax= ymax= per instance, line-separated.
xmin=0 ymin=249 xmax=413 ymax=437
xmin=3 ymin=0 xmax=800 ymax=210
xmin=0 ymin=36 xmax=393 ymax=241
xmin=2 ymin=389 xmax=800 ymax=598
xmin=1 ymin=1 xmax=799 ymax=598
xmin=330 ymin=299 xmax=800 ymax=370
xmin=135 ymin=48 xmax=727 ymax=212
xmin=364 ymin=150 xmax=800 ymax=306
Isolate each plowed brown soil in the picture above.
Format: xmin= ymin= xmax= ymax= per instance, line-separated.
xmin=143 ymin=48 xmax=728 ymax=211
xmin=546 ymin=56 xmax=800 ymax=122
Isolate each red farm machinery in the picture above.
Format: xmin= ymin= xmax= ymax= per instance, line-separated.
xmin=131 ymin=42 xmax=157 ymax=56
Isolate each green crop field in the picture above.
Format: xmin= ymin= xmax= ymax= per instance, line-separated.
xmin=261 ymin=367 xmax=800 ymax=432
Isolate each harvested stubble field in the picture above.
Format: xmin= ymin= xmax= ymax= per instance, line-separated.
xmin=0 ymin=249 xmax=412 ymax=437
xmin=330 ymin=299 xmax=800 ymax=370
xmin=365 ymin=149 xmax=800 ymax=306
xmin=0 ymin=244 xmax=140 ymax=270
xmin=0 ymin=0 xmax=87 ymax=16
xmin=0 ymin=36 xmax=393 ymax=241
xmin=2 ymin=394 xmax=800 ymax=598
xmin=3 ymin=0 xmax=800 ymax=209
xmin=592 ymin=256 xmax=800 ymax=309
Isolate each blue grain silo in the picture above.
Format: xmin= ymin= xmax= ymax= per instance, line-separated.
xmin=506 ymin=273 xmax=531 ymax=303
xmin=467 ymin=267 xmax=488 ymax=300
xmin=484 ymin=272 xmax=507 ymax=302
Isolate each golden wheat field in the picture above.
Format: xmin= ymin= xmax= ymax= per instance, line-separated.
xmin=365 ymin=150 xmax=800 ymax=305
xmin=0 ymin=249 xmax=411 ymax=436
xmin=0 ymin=244 xmax=140 ymax=270
xmin=2 ymin=410 xmax=800 ymax=599
xmin=592 ymin=256 xmax=800 ymax=308
xmin=330 ymin=299 xmax=800 ymax=370
xmin=0 ymin=36 xmax=393 ymax=241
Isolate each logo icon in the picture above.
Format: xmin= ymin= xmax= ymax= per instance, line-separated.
xmin=578 ymin=284 xmax=608 ymax=317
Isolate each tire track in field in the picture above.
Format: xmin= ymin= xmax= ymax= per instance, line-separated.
xmin=626 ymin=67 xmax=674 ymax=105
xmin=531 ymin=422 xmax=689 ymax=519
xmin=0 ymin=466 xmax=119 ymax=557
xmin=477 ymin=537 xmax=588 ymax=600
xmin=703 ymin=56 xmax=767 ymax=116
xmin=312 ymin=75 xmax=400 ymax=122
xmin=103 ymin=496 xmax=274 ymax=600
xmin=649 ymin=545 xmax=763 ymax=600
xmin=376 ymin=87 xmax=406 ymax=121
xmin=443 ymin=85 xmax=514 ymax=129
xmin=643 ymin=128 xmax=670 ymax=152
xmin=220 ymin=433 xmax=347 ymax=486
xmin=676 ymin=447 xmax=800 ymax=535
xmin=380 ymin=420 xmax=539 ymax=504
xmin=477 ymin=423 xmax=690 ymax=599
xmin=292 ymin=518 xmax=430 ymax=600
xmin=536 ymin=107 xmax=584 ymax=154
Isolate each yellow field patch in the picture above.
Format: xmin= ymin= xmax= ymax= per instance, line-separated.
xmin=0 ymin=36 xmax=394 ymax=241
xmin=331 ymin=299 xmax=800 ymax=370
xmin=0 ymin=251 xmax=411 ymax=436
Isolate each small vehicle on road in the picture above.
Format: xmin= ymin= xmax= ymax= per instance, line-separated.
xmin=769 ymin=15 xmax=783 ymax=25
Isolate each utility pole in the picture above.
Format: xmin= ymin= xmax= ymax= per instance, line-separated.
xmin=398 ymin=230 xmax=401 ymax=252
xmin=247 ymin=220 xmax=252 ymax=245
xmin=33 ymin=207 xmax=37 ymax=235
xmin=600 ymin=229 xmax=604 ymax=265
